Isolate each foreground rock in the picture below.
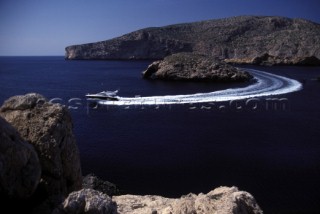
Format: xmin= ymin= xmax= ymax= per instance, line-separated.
xmin=0 ymin=117 xmax=41 ymax=199
xmin=65 ymin=16 xmax=320 ymax=65
xmin=83 ymin=174 xmax=121 ymax=197
xmin=54 ymin=189 xmax=116 ymax=214
xmin=54 ymin=186 xmax=262 ymax=214
xmin=142 ymin=53 xmax=252 ymax=82
xmin=114 ymin=186 xmax=263 ymax=214
xmin=0 ymin=93 xmax=82 ymax=197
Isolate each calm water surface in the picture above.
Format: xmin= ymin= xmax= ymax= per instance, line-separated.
xmin=1 ymin=57 xmax=320 ymax=213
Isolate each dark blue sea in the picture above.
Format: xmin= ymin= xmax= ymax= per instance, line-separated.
xmin=1 ymin=56 xmax=320 ymax=213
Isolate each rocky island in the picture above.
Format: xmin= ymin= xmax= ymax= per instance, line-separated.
xmin=0 ymin=93 xmax=263 ymax=213
xmin=142 ymin=52 xmax=253 ymax=82
xmin=65 ymin=15 xmax=320 ymax=66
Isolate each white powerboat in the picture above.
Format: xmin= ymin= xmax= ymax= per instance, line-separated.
xmin=86 ymin=90 xmax=119 ymax=101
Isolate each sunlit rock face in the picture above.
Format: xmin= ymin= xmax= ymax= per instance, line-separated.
xmin=113 ymin=186 xmax=263 ymax=214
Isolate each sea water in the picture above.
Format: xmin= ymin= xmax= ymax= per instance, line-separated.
xmin=1 ymin=57 xmax=320 ymax=213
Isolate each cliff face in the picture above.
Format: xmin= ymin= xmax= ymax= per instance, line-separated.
xmin=65 ymin=30 xmax=192 ymax=60
xmin=65 ymin=16 xmax=320 ymax=65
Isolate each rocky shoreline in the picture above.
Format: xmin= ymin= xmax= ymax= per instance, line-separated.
xmin=142 ymin=53 xmax=253 ymax=82
xmin=0 ymin=93 xmax=263 ymax=213
xmin=65 ymin=16 xmax=320 ymax=66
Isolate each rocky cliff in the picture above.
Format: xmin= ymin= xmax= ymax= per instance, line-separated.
xmin=65 ymin=16 xmax=320 ymax=65
xmin=142 ymin=52 xmax=253 ymax=82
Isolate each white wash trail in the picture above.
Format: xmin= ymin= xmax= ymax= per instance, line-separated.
xmin=98 ymin=69 xmax=303 ymax=106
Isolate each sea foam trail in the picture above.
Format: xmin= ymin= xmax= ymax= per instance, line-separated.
xmin=98 ymin=69 xmax=303 ymax=106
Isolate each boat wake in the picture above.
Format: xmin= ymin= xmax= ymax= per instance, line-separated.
xmin=98 ymin=69 xmax=302 ymax=106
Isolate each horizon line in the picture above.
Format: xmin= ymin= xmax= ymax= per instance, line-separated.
xmin=0 ymin=55 xmax=65 ymax=57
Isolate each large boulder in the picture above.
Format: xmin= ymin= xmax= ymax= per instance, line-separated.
xmin=0 ymin=93 xmax=82 ymax=197
xmin=114 ymin=186 xmax=263 ymax=214
xmin=142 ymin=52 xmax=253 ymax=82
xmin=53 ymin=189 xmax=117 ymax=214
xmin=0 ymin=117 xmax=41 ymax=199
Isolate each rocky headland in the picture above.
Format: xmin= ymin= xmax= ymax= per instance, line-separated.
xmin=65 ymin=16 xmax=320 ymax=66
xmin=0 ymin=93 xmax=263 ymax=213
xmin=142 ymin=52 xmax=253 ymax=82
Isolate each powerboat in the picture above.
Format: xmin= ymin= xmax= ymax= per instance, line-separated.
xmin=86 ymin=90 xmax=119 ymax=101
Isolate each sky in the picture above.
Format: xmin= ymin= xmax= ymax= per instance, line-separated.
xmin=0 ymin=0 xmax=320 ymax=56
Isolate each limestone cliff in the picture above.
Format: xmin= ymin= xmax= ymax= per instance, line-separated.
xmin=65 ymin=16 xmax=320 ymax=65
